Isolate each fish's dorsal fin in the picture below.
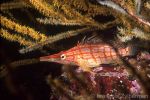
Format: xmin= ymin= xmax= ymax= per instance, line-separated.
xmin=79 ymin=33 xmax=104 ymax=45
xmin=78 ymin=32 xmax=128 ymax=50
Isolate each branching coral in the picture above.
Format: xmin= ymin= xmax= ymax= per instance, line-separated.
xmin=1 ymin=15 xmax=47 ymax=42
xmin=1 ymin=0 xmax=149 ymax=53
xmin=0 ymin=1 xmax=30 ymax=10
xmin=117 ymin=27 xmax=150 ymax=42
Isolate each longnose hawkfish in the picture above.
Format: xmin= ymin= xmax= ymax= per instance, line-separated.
xmin=40 ymin=38 xmax=137 ymax=72
xmin=40 ymin=37 xmax=136 ymax=73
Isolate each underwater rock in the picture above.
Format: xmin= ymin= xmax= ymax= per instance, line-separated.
xmin=50 ymin=65 xmax=143 ymax=100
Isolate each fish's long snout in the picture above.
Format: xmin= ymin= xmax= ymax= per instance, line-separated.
xmin=40 ymin=53 xmax=61 ymax=62
xmin=40 ymin=56 xmax=51 ymax=61
xmin=40 ymin=56 xmax=60 ymax=62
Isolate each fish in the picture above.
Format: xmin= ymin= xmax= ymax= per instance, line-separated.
xmin=39 ymin=37 xmax=136 ymax=73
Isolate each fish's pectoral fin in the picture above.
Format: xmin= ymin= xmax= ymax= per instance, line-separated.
xmin=76 ymin=57 xmax=92 ymax=73
xmin=78 ymin=62 xmax=92 ymax=73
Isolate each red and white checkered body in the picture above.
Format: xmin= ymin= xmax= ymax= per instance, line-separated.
xmin=40 ymin=43 xmax=130 ymax=69
xmin=63 ymin=44 xmax=130 ymax=67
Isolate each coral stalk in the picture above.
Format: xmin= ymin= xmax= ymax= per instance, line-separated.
xmin=1 ymin=15 xmax=47 ymax=42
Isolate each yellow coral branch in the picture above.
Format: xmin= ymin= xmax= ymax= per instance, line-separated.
xmin=61 ymin=0 xmax=111 ymax=17
xmin=29 ymin=0 xmax=115 ymax=29
xmin=62 ymin=0 xmax=88 ymax=11
xmin=145 ymin=2 xmax=150 ymax=10
xmin=19 ymin=27 xmax=98 ymax=53
xmin=0 ymin=28 xmax=33 ymax=46
xmin=1 ymin=15 xmax=47 ymax=41
xmin=26 ymin=0 xmax=91 ymax=26
xmin=118 ymin=27 xmax=150 ymax=42
xmin=87 ymin=4 xmax=111 ymax=17
xmin=26 ymin=0 xmax=65 ymax=19
xmin=111 ymin=0 xmax=150 ymax=27
xmin=51 ymin=1 xmax=96 ymax=25
xmin=0 ymin=1 xmax=30 ymax=10
xmin=36 ymin=17 xmax=83 ymax=26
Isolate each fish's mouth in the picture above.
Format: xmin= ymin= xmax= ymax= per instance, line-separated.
xmin=40 ymin=56 xmax=59 ymax=62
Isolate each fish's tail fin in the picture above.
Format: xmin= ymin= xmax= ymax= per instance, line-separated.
xmin=128 ymin=43 xmax=139 ymax=57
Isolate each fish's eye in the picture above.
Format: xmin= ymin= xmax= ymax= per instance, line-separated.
xmin=60 ymin=54 xmax=66 ymax=60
